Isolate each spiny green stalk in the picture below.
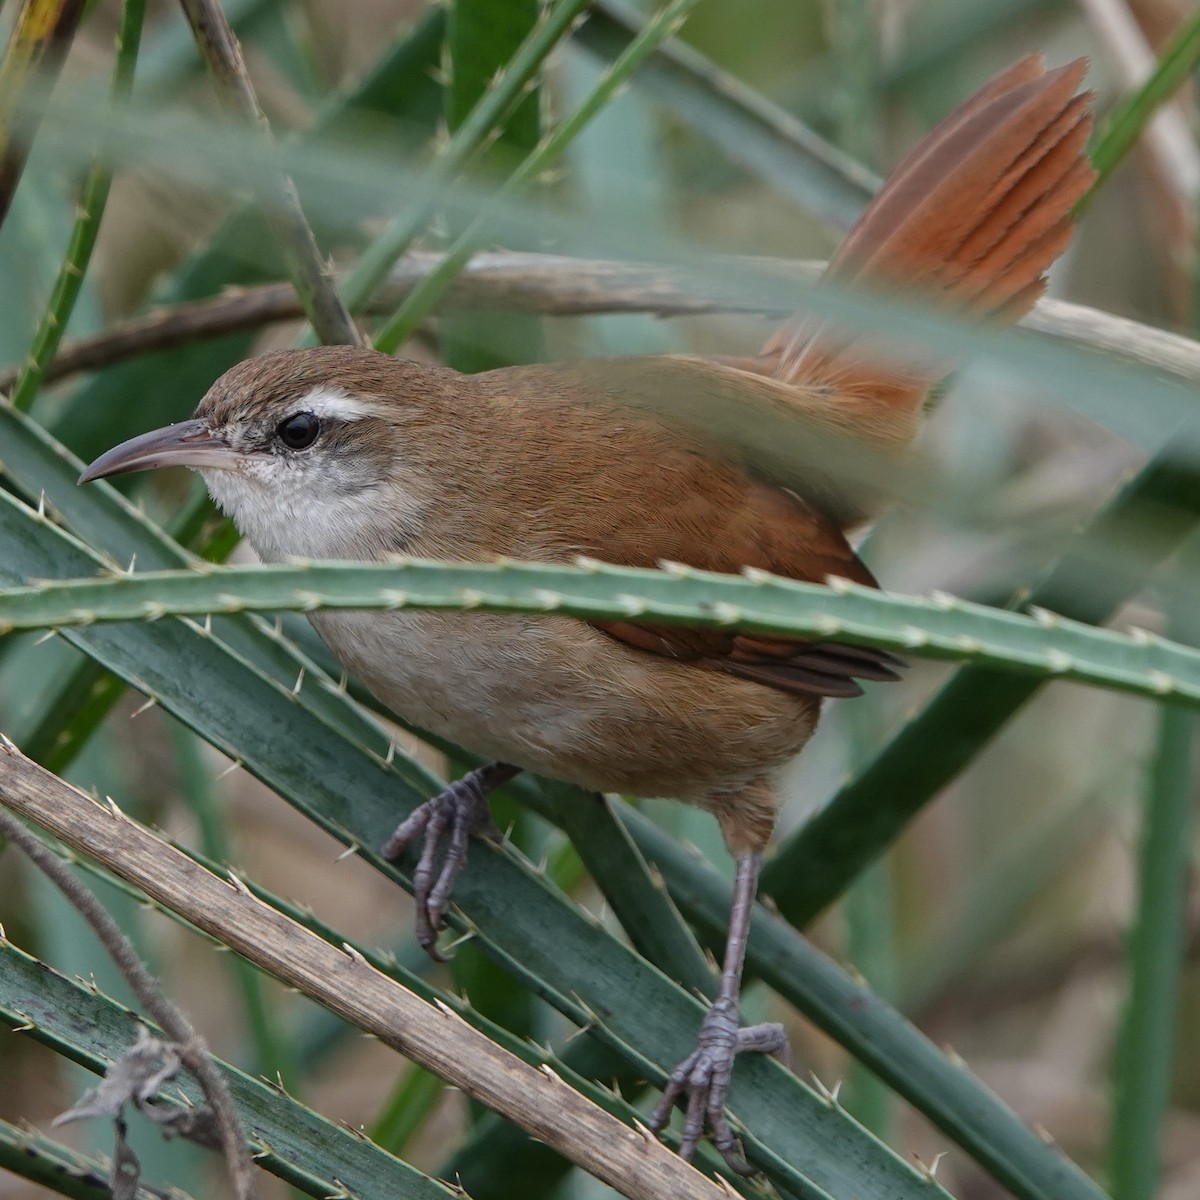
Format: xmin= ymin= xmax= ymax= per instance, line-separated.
xmin=18 ymin=658 xmax=125 ymax=772
xmin=0 ymin=487 xmax=1040 ymax=1198
xmin=372 ymin=0 xmax=704 ymax=353
xmin=18 ymin=89 xmax=1200 ymax=445
xmin=841 ymin=694 xmax=896 ymax=1142
xmin=841 ymin=858 xmax=895 ymax=1139
xmin=839 ymin=509 xmax=895 ymax=1112
xmin=1 ymin=813 xmax=683 ymax=1181
xmin=9 ymin=0 xmax=146 ymax=413
xmin=4 ymin=555 xmax=1200 ymax=713
xmin=166 ymin=722 xmax=296 ymax=1087
xmin=0 ymin=0 xmax=90 ymax=227
xmin=439 ymin=0 xmax=545 ymax=374
xmin=554 ymin=790 xmax=716 ymax=999
xmin=24 ymin=816 xmax=653 ymax=1138
xmin=0 ymin=397 xmax=402 ymax=769
xmin=369 ymin=1064 xmax=446 ymax=1157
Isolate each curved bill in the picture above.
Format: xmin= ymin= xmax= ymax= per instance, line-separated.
xmin=79 ymin=420 xmax=240 ymax=483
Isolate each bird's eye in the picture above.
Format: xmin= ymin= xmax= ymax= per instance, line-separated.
xmin=276 ymin=412 xmax=321 ymax=450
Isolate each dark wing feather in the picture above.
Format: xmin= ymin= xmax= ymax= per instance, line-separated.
xmin=595 ymin=621 xmax=902 ymax=699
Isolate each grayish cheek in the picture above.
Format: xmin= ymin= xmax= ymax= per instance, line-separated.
xmin=337 ymin=461 xmax=388 ymax=496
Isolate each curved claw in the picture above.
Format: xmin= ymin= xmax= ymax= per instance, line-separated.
xmin=649 ymin=997 xmax=786 ymax=1175
xmin=381 ymin=762 xmax=519 ymax=959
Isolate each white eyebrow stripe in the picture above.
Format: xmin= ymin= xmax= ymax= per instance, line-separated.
xmin=299 ymin=386 xmax=373 ymax=422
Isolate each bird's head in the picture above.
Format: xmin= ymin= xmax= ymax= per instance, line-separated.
xmin=80 ymin=347 xmax=457 ymax=560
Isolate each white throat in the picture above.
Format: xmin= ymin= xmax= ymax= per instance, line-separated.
xmin=200 ymin=465 xmax=394 ymax=562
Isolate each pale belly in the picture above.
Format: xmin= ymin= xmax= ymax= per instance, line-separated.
xmin=310 ymin=608 xmax=819 ymax=801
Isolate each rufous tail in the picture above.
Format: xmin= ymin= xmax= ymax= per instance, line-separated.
xmin=762 ymin=55 xmax=1096 ymax=454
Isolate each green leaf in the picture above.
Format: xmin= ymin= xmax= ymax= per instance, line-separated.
xmin=0 ymin=0 xmax=91 ymax=228
xmin=554 ymin=789 xmax=715 ymax=1000
xmin=47 ymin=6 xmax=447 ymax=464
xmin=372 ymin=0 xmax=707 ymax=353
xmin=440 ymin=0 xmax=545 ymax=418
xmin=334 ymin=0 xmax=594 ymax=331
xmin=370 ymin=1063 xmax=447 ymax=1157
xmin=0 ymin=1113 xmax=197 ymax=1200
xmin=9 ymin=0 xmax=145 ymax=414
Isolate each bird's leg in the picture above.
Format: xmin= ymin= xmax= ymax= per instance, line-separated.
xmin=381 ymin=761 xmax=520 ymax=959
xmin=649 ymin=849 xmax=786 ymax=1172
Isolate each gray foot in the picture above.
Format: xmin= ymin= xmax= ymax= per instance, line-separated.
xmin=649 ymin=997 xmax=786 ymax=1172
xmin=381 ymin=762 xmax=517 ymax=959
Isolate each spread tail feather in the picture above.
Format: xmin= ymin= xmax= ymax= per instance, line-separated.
xmin=763 ymin=55 xmax=1096 ymax=454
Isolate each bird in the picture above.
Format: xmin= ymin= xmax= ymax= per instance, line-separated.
xmin=80 ymin=54 xmax=1095 ymax=1170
